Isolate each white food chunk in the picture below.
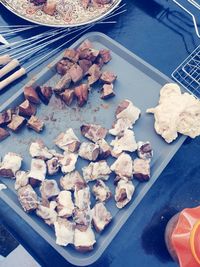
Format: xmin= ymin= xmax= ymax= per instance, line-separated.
xmin=92 ymin=180 xmax=112 ymax=202
xmin=54 ymin=128 xmax=80 ymax=152
xmin=18 ymin=184 xmax=38 ymax=212
xmin=40 ymin=179 xmax=60 ymax=199
xmin=78 ymin=142 xmax=100 ymax=161
xmin=74 ymin=226 xmax=96 ymax=250
xmin=92 ymin=202 xmax=112 ymax=232
xmin=116 ymin=99 xmax=141 ymax=125
xmin=36 ymin=201 xmax=57 ymax=225
xmin=15 ymin=171 xmax=29 ymax=190
xmin=97 ymin=139 xmax=111 ymax=159
xmin=29 ymin=140 xmax=52 ymax=160
xmin=57 ymin=191 xmax=74 ymax=218
xmin=74 ymin=186 xmax=91 ymax=210
xmin=28 ymin=159 xmax=46 ymax=182
xmin=110 ymin=129 xmax=137 ymax=156
xmin=82 ymin=161 xmax=111 ymax=182
xmin=109 ymin=118 xmax=133 ymax=136
xmin=133 ymin=158 xmax=151 ymax=182
xmin=115 ymin=179 xmax=135 ymax=209
xmin=54 ymin=218 xmax=75 ymax=246
xmin=60 ymin=171 xmax=86 ymax=191
xmin=59 ymin=152 xmax=78 ymax=174
xmin=74 ymin=208 xmax=92 ymax=231
xmin=0 ymin=152 xmax=22 ymax=178
xmin=110 ymin=153 xmax=133 ymax=178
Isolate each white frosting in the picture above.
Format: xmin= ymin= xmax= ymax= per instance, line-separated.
xmin=74 ymin=226 xmax=96 ymax=248
xmin=29 ymin=141 xmax=52 ymax=160
xmin=54 ymin=219 xmax=74 ymax=246
xmin=59 ymin=152 xmax=78 ymax=174
xmin=57 ymin=191 xmax=74 ymax=217
xmin=0 ymin=152 xmax=22 ymax=176
xmin=111 ymin=153 xmax=133 ymax=178
xmin=28 ymin=159 xmax=46 ymax=181
xmin=54 ymin=128 xmax=80 ymax=151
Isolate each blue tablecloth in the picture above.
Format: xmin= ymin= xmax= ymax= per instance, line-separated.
xmin=0 ymin=1 xmax=200 ymax=266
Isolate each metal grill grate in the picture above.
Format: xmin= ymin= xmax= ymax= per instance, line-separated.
xmin=172 ymin=45 xmax=200 ymax=98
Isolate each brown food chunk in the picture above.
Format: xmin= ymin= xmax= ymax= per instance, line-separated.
xmin=24 ymin=86 xmax=40 ymax=104
xmin=18 ymin=185 xmax=38 ymax=212
xmin=79 ymin=48 xmax=99 ymax=62
xmin=78 ymin=142 xmax=100 ymax=161
xmin=99 ymin=49 xmax=112 ymax=63
xmin=29 ymin=178 xmax=41 ymax=187
xmin=77 ymin=39 xmax=93 ymax=52
xmin=100 ymin=71 xmax=117 ymax=84
xmin=0 ymin=128 xmax=10 ymax=142
xmin=7 ymin=115 xmax=26 ymax=131
xmin=101 ymin=83 xmax=115 ymax=99
xmin=73 ymin=208 xmax=91 ymax=231
xmin=40 ymin=179 xmax=60 ymax=200
xmin=80 ymin=123 xmax=107 ymax=142
xmin=78 ymin=59 xmax=92 ymax=75
xmin=137 ymin=141 xmax=153 ymax=160
xmin=74 ymin=84 xmax=89 ymax=107
xmin=92 ymin=202 xmax=112 ymax=232
xmin=94 ymin=55 xmax=104 ymax=69
xmin=27 ymin=116 xmax=44 ymax=133
xmin=36 ymin=86 xmax=53 ymax=105
xmin=0 ymin=110 xmax=12 ymax=126
xmin=92 ymin=180 xmax=112 ymax=202
xmin=60 ymin=89 xmax=74 ymax=106
xmin=46 ymin=157 xmax=60 ymax=175
xmin=88 ymin=64 xmax=101 ymax=85
xmin=18 ymin=100 xmax=36 ymax=117
xmin=133 ymin=158 xmax=150 ymax=182
xmin=63 ymin=49 xmax=79 ymax=63
xmin=97 ymin=139 xmax=111 ymax=159
xmin=68 ymin=64 xmax=83 ymax=83
xmin=56 ymin=59 xmax=74 ymax=76
xmin=43 ymin=1 xmax=56 ymax=15
xmin=81 ymin=0 xmax=90 ymax=9
xmin=54 ymin=73 xmax=71 ymax=94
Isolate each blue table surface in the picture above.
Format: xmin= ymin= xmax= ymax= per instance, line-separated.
xmin=0 ymin=1 xmax=200 ymax=266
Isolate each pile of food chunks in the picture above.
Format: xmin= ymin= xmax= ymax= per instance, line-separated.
xmin=0 ymin=98 xmax=153 ymax=252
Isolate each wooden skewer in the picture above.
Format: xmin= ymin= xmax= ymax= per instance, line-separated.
xmin=0 ymin=54 xmax=11 ymax=66
xmin=0 ymin=59 xmax=20 ymax=79
xmin=0 ymin=68 xmax=26 ymax=91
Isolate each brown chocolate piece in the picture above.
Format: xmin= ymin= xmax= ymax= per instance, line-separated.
xmin=68 ymin=64 xmax=83 ymax=83
xmin=0 ymin=128 xmax=10 ymax=142
xmin=29 ymin=178 xmax=41 ymax=188
xmin=43 ymin=1 xmax=56 ymax=15
xmin=60 ymin=89 xmax=74 ymax=106
xmin=88 ymin=64 xmax=101 ymax=85
xmin=7 ymin=115 xmax=26 ymax=131
xmin=63 ymin=49 xmax=79 ymax=63
xmin=116 ymin=100 xmax=129 ymax=115
xmin=94 ymin=55 xmax=104 ymax=69
xmin=56 ymin=59 xmax=74 ymax=75
xmin=24 ymin=86 xmax=40 ymax=104
xmin=78 ymin=59 xmax=92 ymax=75
xmin=36 ymin=86 xmax=53 ymax=105
xmin=99 ymin=49 xmax=112 ymax=63
xmin=101 ymin=83 xmax=115 ymax=99
xmin=100 ymin=71 xmax=117 ymax=84
xmin=0 ymin=110 xmax=12 ymax=126
xmin=27 ymin=116 xmax=44 ymax=133
xmin=137 ymin=141 xmax=153 ymax=160
xmin=79 ymin=48 xmax=99 ymax=62
xmin=77 ymin=39 xmax=93 ymax=52
xmin=18 ymin=100 xmax=36 ymax=117
xmin=74 ymin=84 xmax=89 ymax=107
xmin=54 ymin=73 xmax=71 ymax=94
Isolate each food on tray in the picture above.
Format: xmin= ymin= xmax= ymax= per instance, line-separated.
xmin=0 ymin=152 xmax=22 ymax=178
xmin=74 ymin=84 xmax=89 ymax=107
xmin=27 ymin=115 xmax=44 ymax=132
xmin=0 ymin=109 xmax=12 ymax=126
xmin=78 ymin=142 xmax=100 ymax=161
xmin=60 ymin=171 xmax=86 ymax=191
xmin=59 ymin=152 xmax=78 ymax=174
xmin=28 ymin=158 xmax=46 ymax=185
xmin=74 ymin=186 xmax=91 ymax=210
xmin=7 ymin=114 xmax=26 ymax=131
xmin=82 ymin=161 xmax=111 ymax=182
xmin=36 ymin=86 xmax=53 ymax=105
xmin=56 ymin=190 xmax=75 ymax=218
xmin=18 ymin=100 xmax=36 ymax=117
xmin=74 ymin=207 xmax=92 ymax=231
xmin=115 ymin=179 xmax=135 ymax=209
xmin=63 ymin=49 xmax=79 ymax=63
xmin=100 ymin=71 xmax=117 ymax=84
xmin=46 ymin=157 xmax=60 ymax=175
xmin=36 ymin=201 xmax=57 ymax=226
xmin=54 ymin=128 xmax=80 ymax=153
xmin=29 ymin=140 xmax=52 ymax=160
xmin=15 ymin=171 xmax=29 ymax=191
xmin=54 ymin=218 xmax=75 ymax=246
xmin=78 ymin=59 xmax=92 ymax=75
xmin=80 ymin=123 xmax=107 ymax=142
xmin=74 ymin=226 xmax=96 ymax=252
xmin=56 ymin=59 xmax=74 ymax=76
xmin=137 ymin=141 xmax=153 ymax=160
xmin=87 ymin=64 xmax=102 ymax=85
xmin=111 ymin=153 xmax=133 ymax=179
xmin=60 ymin=89 xmax=74 ymax=106
xmin=69 ymin=64 xmax=84 ymax=84
xmin=99 ymin=49 xmax=112 ymax=64
xmin=110 ymin=129 xmax=137 ymax=156
xmin=116 ymin=99 xmax=141 ymax=124
xmin=109 ymin=118 xmax=133 ymax=136
xmin=24 ymin=86 xmax=40 ymax=104
xmin=92 ymin=202 xmax=112 ymax=232
xmin=97 ymin=139 xmax=111 ymax=159
xmin=0 ymin=127 xmax=10 ymax=142
xmin=18 ymin=184 xmax=38 ymax=212
xmin=92 ymin=180 xmax=112 ymax=202
xmin=101 ymin=83 xmax=115 ymax=99
xmin=54 ymin=73 xmax=71 ymax=93
xmin=133 ymin=158 xmax=150 ymax=182
xmin=40 ymin=179 xmax=60 ymax=200
xmin=147 ymin=83 xmax=200 ymax=143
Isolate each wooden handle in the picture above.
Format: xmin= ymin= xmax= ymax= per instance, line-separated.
xmin=0 ymin=55 xmax=11 ymax=66
xmin=0 ymin=68 xmax=26 ymax=91
xmin=0 ymin=59 xmax=20 ymax=79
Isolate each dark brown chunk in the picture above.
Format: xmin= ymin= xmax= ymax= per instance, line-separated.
xmin=88 ymin=64 xmax=101 ymax=85
xmin=36 ymin=86 xmax=53 ymax=105
xmin=54 ymin=73 xmax=71 ymax=94
xmin=0 ymin=110 xmax=12 ymax=126
xmin=78 ymin=59 xmax=92 ymax=75
xmin=77 ymin=39 xmax=93 ymax=52
xmin=60 ymin=89 xmax=74 ymax=106
xmin=56 ymin=59 xmax=74 ymax=76
xmin=99 ymin=49 xmax=112 ymax=63
xmin=7 ymin=115 xmax=26 ymax=131
xmin=133 ymin=158 xmax=150 ymax=182
xmin=29 ymin=178 xmax=41 ymax=188
xmin=24 ymin=86 xmax=40 ymax=104
xmin=63 ymin=49 xmax=79 ymax=63
xmin=27 ymin=116 xmax=44 ymax=133
xmin=116 ymin=100 xmax=129 ymax=115
xmin=79 ymin=48 xmax=99 ymax=62
xmin=74 ymin=84 xmax=89 ymax=107
xmin=100 ymin=71 xmax=117 ymax=84
xmin=94 ymin=55 xmax=104 ymax=69
xmin=18 ymin=100 xmax=36 ymax=117
xmin=0 ymin=128 xmax=10 ymax=142
xmin=68 ymin=64 xmax=83 ymax=83
xmin=101 ymin=84 xmax=115 ymax=99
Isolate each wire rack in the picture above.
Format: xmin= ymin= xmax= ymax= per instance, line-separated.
xmin=172 ymin=45 xmax=200 ymax=97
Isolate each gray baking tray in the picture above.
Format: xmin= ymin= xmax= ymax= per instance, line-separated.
xmin=0 ymin=32 xmax=186 ymax=266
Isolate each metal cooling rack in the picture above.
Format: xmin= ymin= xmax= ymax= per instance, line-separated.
xmin=172 ymin=45 xmax=200 ymax=97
